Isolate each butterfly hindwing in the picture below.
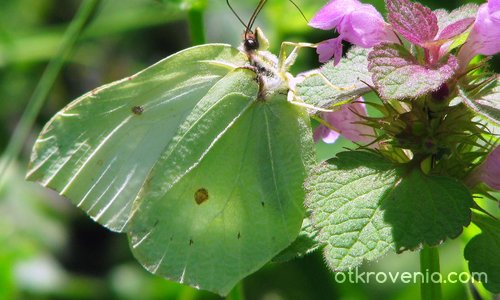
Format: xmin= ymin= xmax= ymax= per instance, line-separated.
xmin=128 ymin=68 xmax=314 ymax=295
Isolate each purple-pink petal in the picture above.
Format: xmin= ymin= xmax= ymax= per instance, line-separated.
xmin=313 ymin=125 xmax=340 ymax=143
xmin=342 ymin=10 xmax=397 ymax=48
xmin=310 ymin=0 xmax=397 ymax=64
xmin=467 ymin=146 xmax=500 ymax=190
xmin=458 ymin=0 xmax=500 ymax=67
xmin=313 ymin=98 xmax=375 ymax=145
xmin=317 ymin=38 xmax=343 ymax=64
xmin=309 ymin=0 xmax=359 ymax=30
xmin=481 ymin=146 xmax=500 ymax=190
xmin=470 ymin=0 xmax=500 ymax=56
xmin=489 ymin=0 xmax=500 ymax=11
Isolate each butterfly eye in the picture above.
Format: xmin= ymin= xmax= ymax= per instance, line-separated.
xmin=244 ymin=37 xmax=259 ymax=52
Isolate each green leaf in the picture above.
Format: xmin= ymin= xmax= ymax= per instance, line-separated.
xmin=464 ymin=212 xmax=500 ymax=294
xmin=27 ymin=40 xmax=316 ymax=295
xmin=272 ymin=217 xmax=321 ymax=263
xmin=305 ymin=151 xmax=398 ymax=270
xmin=382 ymin=169 xmax=473 ymax=252
xmin=296 ymin=47 xmax=372 ymax=111
xmin=458 ymin=77 xmax=500 ymax=125
xmin=368 ymin=43 xmax=459 ymax=100
xmin=305 ymin=151 xmax=473 ymax=271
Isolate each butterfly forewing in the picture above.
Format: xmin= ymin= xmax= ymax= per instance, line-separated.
xmin=26 ymin=44 xmax=248 ymax=232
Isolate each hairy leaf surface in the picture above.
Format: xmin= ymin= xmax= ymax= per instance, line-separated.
xmin=296 ymin=47 xmax=372 ymax=111
xmin=458 ymin=77 xmax=500 ymax=125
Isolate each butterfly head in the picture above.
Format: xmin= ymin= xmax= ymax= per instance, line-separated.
xmin=243 ymin=27 xmax=269 ymax=53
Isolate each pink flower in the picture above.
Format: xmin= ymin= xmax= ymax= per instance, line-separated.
xmin=458 ymin=0 xmax=500 ymax=70
xmin=467 ymin=146 xmax=500 ymax=190
xmin=310 ymin=0 xmax=398 ymax=64
xmin=386 ymin=0 xmax=475 ymax=65
xmin=313 ymin=98 xmax=376 ymax=146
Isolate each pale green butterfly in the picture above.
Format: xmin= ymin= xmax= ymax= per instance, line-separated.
xmin=26 ymin=10 xmax=316 ymax=295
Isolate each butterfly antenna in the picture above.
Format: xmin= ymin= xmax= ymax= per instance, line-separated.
xmin=245 ymin=0 xmax=268 ymax=38
xmin=226 ymin=0 xmax=250 ymax=31
xmin=288 ymin=0 xmax=309 ymax=23
xmin=240 ymin=0 xmax=307 ymax=40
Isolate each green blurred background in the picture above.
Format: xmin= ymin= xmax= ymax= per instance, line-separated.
xmin=0 ymin=0 xmax=496 ymax=299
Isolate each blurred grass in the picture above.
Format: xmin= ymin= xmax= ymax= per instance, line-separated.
xmin=0 ymin=1 xmax=185 ymax=66
xmin=0 ymin=0 xmax=495 ymax=299
xmin=0 ymin=0 xmax=101 ymax=190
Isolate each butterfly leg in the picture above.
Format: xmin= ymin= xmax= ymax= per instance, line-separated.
xmin=287 ymin=93 xmax=335 ymax=112
xmin=278 ymin=41 xmax=316 ymax=73
xmin=287 ymin=72 xmax=356 ymax=112
xmin=279 ymin=41 xmax=356 ymax=93
xmin=279 ymin=42 xmax=356 ymax=112
xmin=286 ymin=68 xmax=360 ymax=113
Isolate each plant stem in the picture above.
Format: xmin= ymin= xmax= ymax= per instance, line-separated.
xmin=0 ymin=0 xmax=100 ymax=185
xmin=420 ymin=245 xmax=442 ymax=300
xmin=187 ymin=8 xmax=205 ymax=45
xmin=226 ymin=281 xmax=244 ymax=300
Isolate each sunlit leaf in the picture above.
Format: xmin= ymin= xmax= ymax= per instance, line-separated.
xmin=305 ymin=151 xmax=398 ymax=270
xmin=434 ymin=3 xmax=478 ymax=31
xmin=368 ymin=43 xmax=458 ymax=100
xmin=296 ymin=47 xmax=372 ymax=111
xmin=386 ymin=0 xmax=438 ymax=45
xmin=458 ymin=77 xmax=500 ymax=125
xmin=306 ymin=151 xmax=473 ymax=271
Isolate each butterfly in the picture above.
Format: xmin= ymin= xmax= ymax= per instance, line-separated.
xmin=26 ymin=2 xmax=316 ymax=296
